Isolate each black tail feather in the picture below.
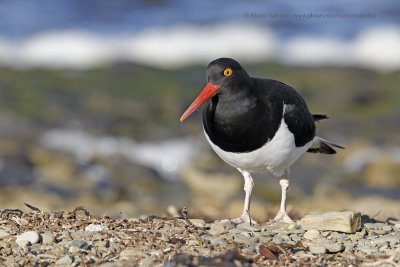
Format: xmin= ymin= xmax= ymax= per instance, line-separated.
xmin=307 ymin=138 xmax=345 ymax=154
xmin=312 ymin=114 xmax=329 ymax=121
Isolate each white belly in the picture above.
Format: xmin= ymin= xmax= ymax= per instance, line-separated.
xmin=204 ymin=118 xmax=314 ymax=177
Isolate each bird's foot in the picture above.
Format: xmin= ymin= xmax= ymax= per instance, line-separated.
xmin=270 ymin=210 xmax=293 ymax=224
xmin=216 ymin=213 xmax=258 ymax=225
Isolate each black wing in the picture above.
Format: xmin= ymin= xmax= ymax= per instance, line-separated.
xmin=256 ymin=79 xmax=316 ymax=147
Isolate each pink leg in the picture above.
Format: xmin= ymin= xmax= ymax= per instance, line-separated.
xmin=217 ymin=168 xmax=257 ymax=224
xmin=272 ymin=170 xmax=293 ymax=223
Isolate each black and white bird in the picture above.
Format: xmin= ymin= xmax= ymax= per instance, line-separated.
xmin=180 ymin=58 xmax=343 ymax=223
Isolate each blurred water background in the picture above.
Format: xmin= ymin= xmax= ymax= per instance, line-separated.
xmin=0 ymin=0 xmax=399 ymax=221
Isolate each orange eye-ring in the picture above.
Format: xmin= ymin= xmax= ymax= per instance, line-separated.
xmin=224 ymin=68 xmax=232 ymax=76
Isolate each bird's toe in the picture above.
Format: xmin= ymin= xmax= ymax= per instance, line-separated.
xmin=270 ymin=211 xmax=293 ymax=224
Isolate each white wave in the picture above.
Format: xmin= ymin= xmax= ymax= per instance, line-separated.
xmin=123 ymin=23 xmax=277 ymax=67
xmin=0 ymin=23 xmax=399 ymax=71
xmin=351 ymin=26 xmax=400 ymax=71
xmin=279 ymin=36 xmax=351 ymax=67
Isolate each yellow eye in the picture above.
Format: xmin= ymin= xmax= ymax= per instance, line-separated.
xmin=224 ymin=68 xmax=232 ymax=76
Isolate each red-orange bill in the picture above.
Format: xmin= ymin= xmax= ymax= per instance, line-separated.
xmin=180 ymin=83 xmax=221 ymax=121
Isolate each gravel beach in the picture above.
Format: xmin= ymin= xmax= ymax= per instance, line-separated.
xmin=1 ymin=207 xmax=400 ymax=266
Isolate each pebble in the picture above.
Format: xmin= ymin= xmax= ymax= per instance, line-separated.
xmin=41 ymin=231 xmax=56 ymax=244
xmin=189 ymin=219 xmax=206 ymax=228
xmin=52 ymin=246 xmax=67 ymax=257
xmin=0 ymin=230 xmax=11 ymax=239
xmin=209 ymin=238 xmax=228 ymax=246
xmin=232 ymin=233 xmax=259 ymax=244
xmin=55 ymin=254 xmax=74 ymax=265
xmin=209 ymin=221 xmax=235 ymax=236
xmin=301 ymin=211 xmax=361 ymax=233
xmin=0 ymin=240 xmax=11 ymax=248
xmin=307 ymin=243 xmax=327 ymax=254
xmin=70 ymin=231 xmax=92 ymax=240
xmin=16 ymin=231 xmax=40 ymax=247
xmin=237 ymin=223 xmax=262 ymax=232
xmin=69 ymin=240 xmax=89 ymax=250
xmin=74 ymin=209 xmax=89 ymax=220
xmin=85 ymin=224 xmax=109 ymax=232
xmin=272 ymin=236 xmax=284 ymax=245
xmin=303 ymin=230 xmax=320 ymax=240
xmin=120 ymin=248 xmax=144 ymax=258
xmin=364 ymin=223 xmax=392 ymax=235
xmin=290 ymin=234 xmax=302 ymax=242
xmin=69 ymin=246 xmax=81 ymax=253
xmin=358 ymin=246 xmax=379 ymax=256
xmin=372 ymin=234 xmax=399 ymax=246
xmin=304 ymin=239 xmax=344 ymax=254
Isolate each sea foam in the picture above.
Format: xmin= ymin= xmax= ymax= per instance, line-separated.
xmin=0 ymin=23 xmax=399 ymax=71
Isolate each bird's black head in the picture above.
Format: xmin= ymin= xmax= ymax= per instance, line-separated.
xmin=180 ymin=58 xmax=252 ymax=121
xmin=206 ymin=58 xmax=252 ymax=95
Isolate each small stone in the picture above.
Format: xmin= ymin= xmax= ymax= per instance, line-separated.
xmin=272 ymin=236 xmax=284 ymax=245
xmin=3 ymin=248 xmax=12 ymax=255
xmin=363 ymin=223 xmax=387 ymax=230
xmin=55 ymin=254 xmax=74 ymax=265
xmin=41 ymin=231 xmax=55 ymax=244
xmin=303 ymin=230 xmax=320 ymax=240
xmin=189 ymin=219 xmax=206 ymax=228
xmin=232 ymin=233 xmax=259 ymax=244
xmin=358 ymin=246 xmax=378 ymax=256
xmin=0 ymin=240 xmax=11 ymax=248
xmin=301 ymin=211 xmax=361 ymax=233
xmin=52 ymin=246 xmax=67 ymax=257
xmin=287 ymin=222 xmax=297 ymax=230
xmin=364 ymin=223 xmax=392 ymax=235
xmin=290 ymin=234 xmax=302 ymax=242
xmin=0 ymin=230 xmax=11 ymax=239
xmin=120 ymin=248 xmax=144 ymax=258
xmin=38 ymin=254 xmax=57 ymax=259
xmin=85 ymin=224 xmax=109 ymax=232
xmin=304 ymin=239 xmax=344 ymax=254
xmin=187 ymin=240 xmax=199 ymax=246
xmin=70 ymin=240 xmax=89 ymax=250
xmin=307 ymin=243 xmax=327 ymax=254
xmin=16 ymin=231 xmax=40 ymax=247
xmin=70 ymin=231 xmax=92 ymax=240
xmin=237 ymin=223 xmax=262 ymax=232
xmin=209 ymin=221 xmax=235 ymax=236
xmin=336 ymin=233 xmax=348 ymax=241
xmin=276 ymin=233 xmax=291 ymax=242
xmin=372 ymin=235 xmax=399 ymax=246
xmin=325 ymin=242 xmax=345 ymax=253
xmin=386 ymin=248 xmax=399 ymax=256
xmin=321 ymin=231 xmax=330 ymax=238
xmin=98 ymin=263 xmax=123 ymax=267
xmin=227 ymin=229 xmax=242 ymax=235
xmin=259 ymin=245 xmax=278 ymax=260
xmin=358 ymin=239 xmax=377 ymax=248
xmin=74 ymin=209 xmax=89 ymax=220
xmin=69 ymin=246 xmax=81 ymax=253
xmin=386 ymin=218 xmax=400 ymax=225
xmin=141 ymin=256 xmax=154 ymax=267
xmin=254 ymin=230 xmax=274 ymax=237
xmin=209 ymin=238 xmax=228 ymax=246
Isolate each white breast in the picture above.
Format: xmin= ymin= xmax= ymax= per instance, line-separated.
xmin=204 ymin=117 xmax=314 ymax=177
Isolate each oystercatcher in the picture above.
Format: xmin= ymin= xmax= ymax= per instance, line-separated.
xmin=180 ymin=58 xmax=343 ymax=223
